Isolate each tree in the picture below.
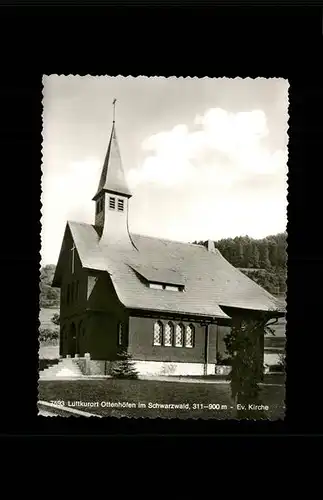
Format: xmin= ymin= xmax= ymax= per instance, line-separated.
xmin=252 ymin=244 xmax=260 ymax=269
xmin=110 ymin=349 xmax=139 ymax=379
xmin=224 ymin=312 xmax=279 ymax=419
xmin=238 ymin=242 xmax=244 ymax=268
xmin=39 ymin=328 xmax=59 ymax=343
xmin=244 ymin=241 xmax=254 ymax=268
xmin=51 ymin=313 xmax=60 ymax=326
xmin=39 ymin=264 xmax=60 ymax=308
xmin=269 ymin=243 xmax=278 ymax=267
xmin=259 ymin=243 xmax=271 ymax=269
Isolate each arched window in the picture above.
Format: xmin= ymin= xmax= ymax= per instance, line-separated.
xmin=153 ymin=321 xmax=163 ymax=346
xmin=164 ymin=322 xmax=174 ymax=346
xmin=185 ymin=324 xmax=195 ymax=348
xmin=175 ymin=323 xmax=184 ymax=347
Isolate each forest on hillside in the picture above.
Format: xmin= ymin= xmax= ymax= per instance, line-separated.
xmin=39 ymin=233 xmax=287 ymax=308
xmin=193 ymin=233 xmax=287 ymax=295
xmin=40 ymin=264 xmax=60 ymax=308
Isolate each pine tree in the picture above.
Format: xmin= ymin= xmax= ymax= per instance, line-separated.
xmin=269 ymin=243 xmax=278 ymax=267
xmin=260 ymin=243 xmax=271 ymax=269
xmin=238 ymin=242 xmax=244 ymax=268
xmin=244 ymin=241 xmax=254 ymax=268
xmin=110 ymin=349 xmax=139 ymax=379
xmin=252 ymin=244 xmax=260 ymax=269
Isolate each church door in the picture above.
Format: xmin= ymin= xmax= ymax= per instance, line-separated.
xmin=69 ymin=323 xmax=77 ymax=357
xmin=75 ymin=323 xmax=80 ymax=356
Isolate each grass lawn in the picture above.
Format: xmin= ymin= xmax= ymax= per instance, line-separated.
xmin=38 ymin=378 xmax=285 ymax=420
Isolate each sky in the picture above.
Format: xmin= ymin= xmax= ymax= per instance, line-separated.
xmin=41 ymin=76 xmax=289 ymax=266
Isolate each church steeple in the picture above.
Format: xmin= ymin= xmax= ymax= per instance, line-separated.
xmin=92 ymin=100 xmax=132 ymax=201
xmin=93 ymin=99 xmax=135 ymax=249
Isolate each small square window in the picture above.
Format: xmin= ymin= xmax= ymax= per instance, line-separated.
xmin=117 ymin=199 xmax=124 ymax=212
xmin=149 ymin=283 xmax=163 ymax=290
xmin=109 ymin=197 xmax=116 ymax=210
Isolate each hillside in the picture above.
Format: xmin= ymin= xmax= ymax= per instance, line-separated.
xmin=40 ymin=264 xmax=60 ymax=308
xmin=193 ymin=233 xmax=287 ymax=296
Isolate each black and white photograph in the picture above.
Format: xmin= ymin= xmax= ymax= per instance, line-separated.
xmin=39 ymin=75 xmax=288 ymax=419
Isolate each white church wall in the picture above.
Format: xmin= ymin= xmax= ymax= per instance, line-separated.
xmin=133 ymin=360 xmax=217 ymax=377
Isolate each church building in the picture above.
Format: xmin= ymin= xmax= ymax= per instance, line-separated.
xmin=52 ymin=106 xmax=285 ymax=377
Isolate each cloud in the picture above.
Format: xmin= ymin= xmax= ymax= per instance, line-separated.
xmin=41 ymin=157 xmax=101 ymax=264
xmin=127 ymin=107 xmax=287 ymax=189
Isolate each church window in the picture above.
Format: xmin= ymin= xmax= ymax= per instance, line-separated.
xmin=149 ymin=283 xmax=163 ymax=290
xmin=148 ymin=282 xmax=182 ymax=291
xmin=118 ymin=323 xmax=123 ymax=346
xmin=117 ymin=198 xmax=124 ymax=212
xmin=109 ymin=197 xmax=116 ymax=210
xmin=185 ymin=324 xmax=195 ymax=348
xmin=164 ymin=322 xmax=174 ymax=346
xmin=175 ymin=323 xmax=184 ymax=347
xmin=153 ymin=321 xmax=163 ymax=346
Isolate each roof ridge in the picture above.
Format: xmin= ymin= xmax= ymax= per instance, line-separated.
xmin=131 ymin=232 xmax=206 ymax=248
xmin=68 ymin=222 xmax=208 ymax=249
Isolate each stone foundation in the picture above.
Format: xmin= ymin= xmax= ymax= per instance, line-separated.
xmin=133 ymin=360 xmax=216 ymax=376
xmin=64 ymin=355 xmax=228 ymax=377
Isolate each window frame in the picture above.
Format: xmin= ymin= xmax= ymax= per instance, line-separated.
xmin=149 ymin=283 xmax=164 ymax=290
xmin=175 ymin=323 xmax=185 ymax=347
xmin=163 ymin=321 xmax=174 ymax=347
xmin=185 ymin=324 xmax=195 ymax=348
xmin=109 ymin=196 xmax=116 ymax=210
xmin=153 ymin=321 xmax=163 ymax=346
xmin=117 ymin=198 xmax=124 ymax=212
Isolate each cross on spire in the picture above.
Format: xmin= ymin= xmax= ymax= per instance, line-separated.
xmin=70 ymin=243 xmax=76 ymax=274
xmin=112 ymin=98 xmax=117 ymax=123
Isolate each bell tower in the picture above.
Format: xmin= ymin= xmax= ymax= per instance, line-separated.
xmin=92 ymin=99 xmax=135 ymax=249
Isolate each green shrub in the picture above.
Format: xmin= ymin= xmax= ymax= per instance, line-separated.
xmin=110 ymin=350 xmax=139 ymax=380
xmin=39 ymin=328 xmax=59 ymax=342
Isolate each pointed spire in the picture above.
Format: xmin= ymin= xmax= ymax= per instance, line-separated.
xmin=92 ymin=99 xmax=132 ymax=201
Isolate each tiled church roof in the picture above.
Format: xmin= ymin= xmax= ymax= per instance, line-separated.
xmin=53 ymin=221 xmax=285 ymax=320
